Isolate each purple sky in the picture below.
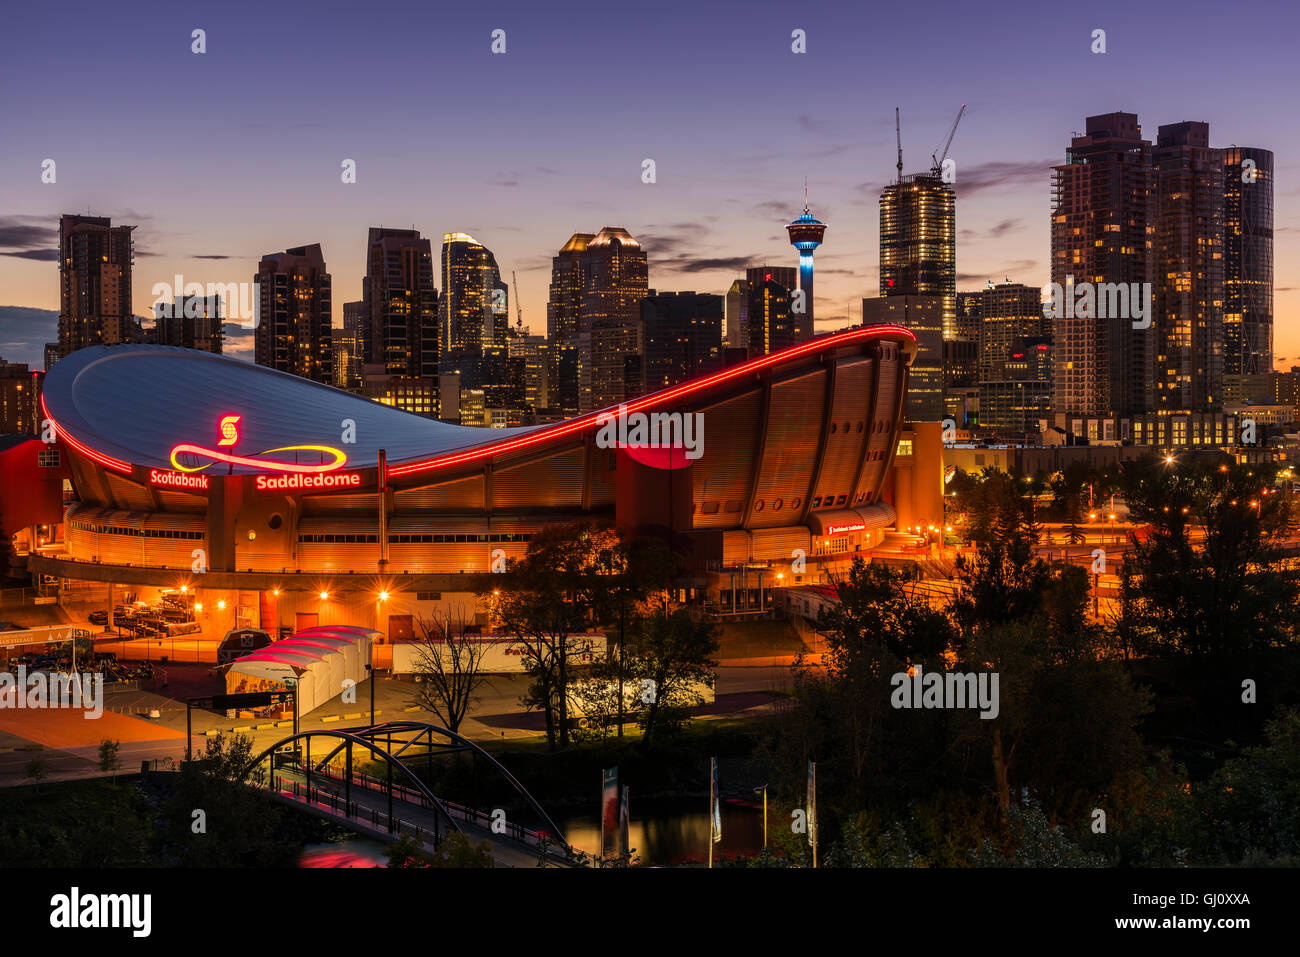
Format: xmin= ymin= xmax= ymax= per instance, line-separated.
xmin=1 ymin=0 xmax=1296 ymax=368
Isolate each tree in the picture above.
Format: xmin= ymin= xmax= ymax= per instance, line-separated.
xmin=485 ymin=521 xmax=620 ymax=749
xmin=968 ymin=792 xmax=1105 ymax=867
xmin=98 ymin=738 xmax=122 ymax=783
xmin=24 ymin=754 xmax=46 ymax=791
xmin=386 ymin=831 xmax=495 ymax=868
xmin=626 ymin=609 xmax=720 ymax=747
xmin=409 ymin=610 xmax=499 ymax=734
xmin=1117 ymin=457 xmax=1300 ymax=656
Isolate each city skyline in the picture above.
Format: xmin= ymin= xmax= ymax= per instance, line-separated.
xmin=1 ymin=0 xmax=1296 ymax=371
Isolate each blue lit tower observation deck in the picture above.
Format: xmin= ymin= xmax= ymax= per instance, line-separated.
xmin=786 ymin=195 xmax=827 ymax=340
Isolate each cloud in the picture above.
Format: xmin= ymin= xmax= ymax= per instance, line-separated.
xmin=955 ymin=259 xmax=1042 ymax=284
xmin=0 ymin=305 xmax=57 ymax=367
xmin=956 ymin=158 xmax=1057 ymax=196
xmin=190 ymin=254 xmax=233 ymax=260
xmin=663 ymin=256 xmax=754 ymax=274
xmin=0 ymin=216 xmax=57 ymax=260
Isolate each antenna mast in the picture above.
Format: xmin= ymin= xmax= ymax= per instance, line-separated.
xmin=895 ymin=107 xmax=903 ymax=183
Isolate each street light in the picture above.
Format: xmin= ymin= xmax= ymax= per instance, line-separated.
xmin=364 ymin=663 xmax=375 ymax=727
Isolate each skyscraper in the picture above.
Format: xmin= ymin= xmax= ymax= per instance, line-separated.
xmin=546 ymin=233 xmax=595 ymax=346
xmin=746 ymin=268 xmax=797 ymax=358
xmin=641 ymin=291 xmax=723 ymax=392
xmin=787 ymin=193 xmax=826 ymax=340
xmin=880 ymin=174 xmax=955 ymax=340
xmin=339 ymin=300 xmax=365 ymax=388
xmin=440 ymin=232 xmax=506 ymax=363
xmin=724 ymin=279 xmax=749 ymax=349
xmin=979 ymin=282 xmax=1045 ymax=383
xmin=254 ymin=243 xmax=333 ymax=383
xmin=1051 ymin=113 xmax=1158 ymax=421
xmin=863 ymin=295 xmax=944 ymax=421
xmin=58 ymin=214 xmax=136 ymax=355
xmin=545 ymin=227 xmax=648 ymax=411
xmin=1223 ymin=146 xmax=1274 ymax=376
xmin=1154 ymin=121 xmax=1224 ymax=413
xmin=364 ymin=227 xmax=438 ymax=379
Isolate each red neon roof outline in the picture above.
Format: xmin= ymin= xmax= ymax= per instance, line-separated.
xmin=40 ymin=394 xmax=132 ymax=474
xmin=387 ymin=323 xmax=916 ymax=479
xmin=41 ymin=324 xmax=915 ymax=482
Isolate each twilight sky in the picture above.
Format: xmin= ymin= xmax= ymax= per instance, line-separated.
xmin=1 ymin=0 xmax=1296 ymax=369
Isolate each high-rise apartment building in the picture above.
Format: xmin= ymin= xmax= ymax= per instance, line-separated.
xmin=1051 ymin=113 xmax=1158 ymax=420
xmin=880 ymin=174 xmax=956 ymax=340
xmin=339 ymin=300 xmax=365 ymax=389
xmin=364 ymin=228 xmax=438 ymax=380
xmin=57 ymin=214 xmax=136 ymax=355
xmin=254 ymin=243 xmax=333 ymax=383
xmin=1223 ymin=146 xmax=1274 ymax=375
xmin=1153 ymin=122 xmax=1224 ymax=413
xmin=154 ymin=294 xmax=223 ymax=354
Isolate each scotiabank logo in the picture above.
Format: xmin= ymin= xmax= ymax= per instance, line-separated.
xmin=255 ymin=473 xmax=362 ymax=492
xmin=150 ymin=469 xmax=210 ymax=491
xmin=170 ymin=413 xmax=349 ymax=475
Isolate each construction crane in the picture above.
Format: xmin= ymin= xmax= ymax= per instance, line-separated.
xmin=931 ymin=104 xmax=966 ymax=177
xmin=895 ymin=107 xmax=903 ymax=184
xmin=511 ymin=270 xmax=524 ymax=332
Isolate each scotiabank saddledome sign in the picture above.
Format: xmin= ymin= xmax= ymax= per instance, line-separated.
xmin=161 ymin=414 xmax=364 ymax=493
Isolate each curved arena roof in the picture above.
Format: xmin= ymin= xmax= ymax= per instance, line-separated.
xmin=41 ymin=325 xmax=917 ymax=482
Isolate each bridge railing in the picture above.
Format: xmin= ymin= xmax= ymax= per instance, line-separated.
xmin=277 ymin=762 xmax=561 ymax=852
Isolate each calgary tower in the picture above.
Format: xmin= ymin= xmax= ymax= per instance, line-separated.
xmin=786 ymin=182 xmax=827 ymax=339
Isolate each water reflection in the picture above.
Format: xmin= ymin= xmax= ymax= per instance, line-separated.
xmin=559 ymin=798 xmax=763 ymax=866
xmin=300 ymin=838 xmax=388 ymax=868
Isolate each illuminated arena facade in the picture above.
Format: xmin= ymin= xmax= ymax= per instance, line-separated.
xmin=30 ymin=325 xmax=941 ymax=634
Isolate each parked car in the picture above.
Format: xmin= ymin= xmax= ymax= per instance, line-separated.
xmin=88 ymin=610 xmax=108 ymax=626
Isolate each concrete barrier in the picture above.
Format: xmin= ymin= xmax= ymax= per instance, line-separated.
xmin=320 ymin=715 xmax=340 ymax=723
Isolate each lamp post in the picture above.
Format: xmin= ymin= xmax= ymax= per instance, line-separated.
xmin=365 ymin=663 xmax=375 ymax=727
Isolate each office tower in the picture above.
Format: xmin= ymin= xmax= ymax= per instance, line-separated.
xmin=979 ymin=282 xmax=1045 ymax=383
xmin=1223 ymin=146 xmax=1274 ymax=375
xmin=154 ymin=294 xmax=223 ymax=354
xmin=1154 ymin=122 xmax=1224 ymax=413
xmin=641 ymin=291 xmax=724 ymax=392
xmin=545 ymin=227 xmax=648 ymax=411
xmin=980 ymin=335 xmax=1054 ymax=432
xmin=547 ymin=233 xmax=595 ymax=345
xmin=57 ymin=214 xmax=136 ymax=355
xmin=956 ymin=290 xmax=983 ymax=342
xmin=549 ymin=342 xmax=580 ymax=418
xmin=440 ymin=232 xmax=506 ymax=360
xmin=43 ymin=344 xmax=60 ymax=372
xmin=0 ymin=359 xmax=41 ymax=434
xmin=364 ymin=228 xmax=438 ymax=379
xmin=724 ymin=279 xmax=749 ymax=349
xmin=1051 ymin=113 xmax=1158 ymax=421
xmin=880 ymin=174 xmax=955 ymax=339
xmin=339 ymin=300 xmax=365 ymax=388
xmin=254 ymin=243 xmax=333 ymax=383
xmin=863 ymin=295 xmax=944 ymax=421
xmin=787 ymin=194 xmax=826 ymax=340
xmin=746 ymin=271 xmax=796 ymax=357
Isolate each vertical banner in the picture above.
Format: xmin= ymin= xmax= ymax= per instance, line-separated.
xmin=619 ymin=785 xmax=630 ymax=861
xmin=601 ymin=767 xmax=620 ymax=859
xmin=807 ymin=760 xmax=818 ymax=866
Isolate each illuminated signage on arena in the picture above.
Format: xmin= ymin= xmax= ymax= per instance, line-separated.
xmin=826 ymin=522 xmax=866 ymax=536
xmin=149 ymin=469 xmax=210 ymax=491
xmin=169 ymin=414 xmax=350 ymax=475
xmin=255 ymin=472 xmax=363 ymax=492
